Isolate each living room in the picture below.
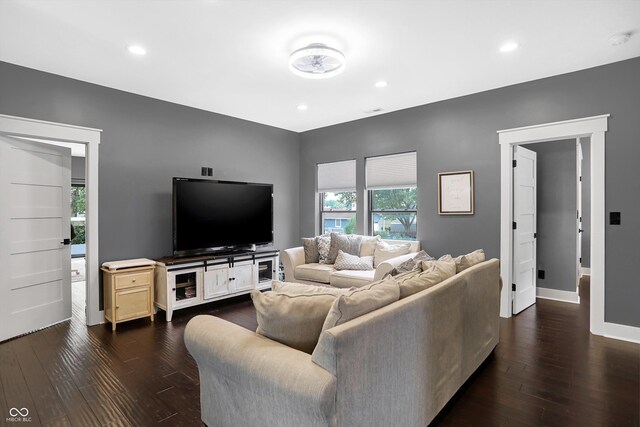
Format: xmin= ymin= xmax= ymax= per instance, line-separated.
xmin=0 ymin=1 xmax=639 ymax=426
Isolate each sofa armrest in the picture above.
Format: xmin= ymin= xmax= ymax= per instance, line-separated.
xmin=185 ymin=315 xmax=336 ymax=427
xmin=373 ymin=252 xmax=419 ymax=281
xmin=282 ymin=246 xmax=306 ymax=282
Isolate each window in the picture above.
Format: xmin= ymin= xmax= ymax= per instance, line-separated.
xmin=366 ymin=152 xmax=417 ymax=240
xmin=318 ymin=160 xmax=356 ymax=235
xmin=70 ymin=184 xmax=86 ymax=257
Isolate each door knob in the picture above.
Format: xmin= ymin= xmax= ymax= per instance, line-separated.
xmin=60 ymin=238 xmax=71 ymax=245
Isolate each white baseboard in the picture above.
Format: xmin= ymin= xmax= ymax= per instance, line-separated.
xmin=580 ymin=267 xmax=591 ymax=277
xmin=603 ymin=322 xmax=640 ymax=344
xmin=536 ymin=287 xmax=580 ymax=304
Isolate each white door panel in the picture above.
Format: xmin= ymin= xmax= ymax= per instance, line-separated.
xmin=0 ymin=135 xmax=71 ymax=342
xmin=513 ymin=146 xmax=537 ymax=314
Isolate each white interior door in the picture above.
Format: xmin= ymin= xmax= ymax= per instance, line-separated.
xmin=576 ymin=139 xmax=583 ymax=291
xmin=0 ymin=135 xmax=72 ymax=341
xmin=513 ymin=145 xmax=537 ymax=314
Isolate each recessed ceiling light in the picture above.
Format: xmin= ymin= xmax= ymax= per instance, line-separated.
xmin=128 ymin=45 xmax=147 ymax=56
xmin=289 ymin=43 xmax=345 ymax=79
xmin=297 ymin=104 xmax=308 ymax=111
xmin=609 ymin=32 xmax=632 ymax=46
xmin=499 ymin=41 xmax=519 ymax=53
xmin=374 ymin=80 xmax=388 ymax=88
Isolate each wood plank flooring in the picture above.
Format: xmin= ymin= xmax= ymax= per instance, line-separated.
xmin=0 ymin=278 xmax=637 ymax=426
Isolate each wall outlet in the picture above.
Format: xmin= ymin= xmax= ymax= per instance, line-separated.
xmin=538 ymin=270 xmax=545 ymax=279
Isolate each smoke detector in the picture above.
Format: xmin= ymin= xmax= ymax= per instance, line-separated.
xmin=289 ymin=43 xmax=346 ymax=79
xmin=609 ymin=32 xmax=632 ymax=46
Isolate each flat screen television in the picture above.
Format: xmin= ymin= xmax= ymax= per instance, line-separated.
xmin=173 ymin=178 xmax=273 ymax=256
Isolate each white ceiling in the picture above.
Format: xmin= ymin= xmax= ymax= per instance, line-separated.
xmin=0 ymin=1 xmax=639 ymax=133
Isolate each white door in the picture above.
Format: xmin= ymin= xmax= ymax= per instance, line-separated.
xmin=513 ymin=146 xmax=537 ymax=314
xmin=0 ymin=135 xmax=72 ymax=341
xmin=576 ymin=139 xmax=583 ymax=292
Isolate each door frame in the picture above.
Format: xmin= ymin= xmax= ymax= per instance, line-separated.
xmin=498 ymin=114 xmax=608 ymax=336
xmin=0 ymin=114 xmax=103 ymax=326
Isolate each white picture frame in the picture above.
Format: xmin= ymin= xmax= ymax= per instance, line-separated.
xmin=438 ymin=170 xmax=474 ymax=215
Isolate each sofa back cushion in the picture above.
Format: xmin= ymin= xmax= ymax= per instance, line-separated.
xmin=272 ymin=280 xmax=351 ymax=294
xmin=251 ymin=286 xmax=352 ymax=353
xmin=373 ymin=241 xmax=412 ymax=267
xmin=302 ymin=237 xmax=320 ymax=264
xmin=396 ymin=259 xmax=456 ymax=298
xmin=454 ymin=249 xmax=486 ymax=273
xmin=359 ymin=235 xmax=381 ymax=257
xmin=326 ymin=233 xmax=361 ymax=264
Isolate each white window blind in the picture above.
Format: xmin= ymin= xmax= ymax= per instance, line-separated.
xmin=317 ymin=160 xmax=356 ymax=193
xmin=366 ymin=152 xmax=417 ymax=189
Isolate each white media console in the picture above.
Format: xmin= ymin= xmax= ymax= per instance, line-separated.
xmin=154 ymin=249 xmax=279 ymax=321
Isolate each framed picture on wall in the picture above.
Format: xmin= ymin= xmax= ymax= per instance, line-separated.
xmin=438 ymin=170 xmax=474 ymax=215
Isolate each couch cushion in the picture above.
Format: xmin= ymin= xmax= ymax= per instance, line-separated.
xmin=454 ymin=249 xmax=486 ymax=273
xmin=329 ymin=270 xmax=375 ymax=288
xmin=359 ymin=235 xmax=381 ymax=257
xmin=373 ymin=241 xmax=412 ymax=267
xmin=272 ymin=280 xmax=352 ymax=295
xmin=302 ymin=237 xmax=320 ymax=264
xmin=396 ymin=259 xmax=457 ymax=298
xmin=388 ymin=250 xmax=434 ymax=276
xmin=334 ymin=250 xmax=374 ymax=271
xmin=316 ymin=235 xmax=331 ymax=264
xmin=251 ymin=288 xmax=340 ymax=353
xmin=295 ymin=263 xmax=335 ymax=283
xmin=327 ymin=233 xmax=362 ymax=264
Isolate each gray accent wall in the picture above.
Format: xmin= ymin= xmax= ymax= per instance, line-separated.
xmin=0 ymin=61 xmax=300 ymax=267
xmin=581 ymin=138 xmax=591 ymax=268
xmin=300 ymin=57 xmax=640 ymax=328
xmin=524 ymin=140 xmax=576 ymax=293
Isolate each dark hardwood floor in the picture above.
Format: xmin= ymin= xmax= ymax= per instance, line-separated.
xmin=0 ymin=277 xmax=637 ymax=426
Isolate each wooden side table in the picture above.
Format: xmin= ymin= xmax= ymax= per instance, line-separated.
xmin=101 ymin=265 xmax=155 ymax=331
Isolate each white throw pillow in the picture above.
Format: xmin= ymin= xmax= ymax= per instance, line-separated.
xmin=373 ymin=241 xmax=411 ymax=267
xmin=359 ymin=235 xmax=381 ymax=257
xmin=333 ymin=250 xmax=374 ymax=271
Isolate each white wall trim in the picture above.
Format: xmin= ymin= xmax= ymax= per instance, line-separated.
xmin=498 ymin=114 xmax=608 ymax=338
xmin=0 ymin=114 xmax=103 ymax=326
xmin=603 ymin=322 xmax=640 ymax=344
xmin=536 ymin=287 xmax=580 ymax=304
xmin=580 ymin=267 xmax=591 ymax=277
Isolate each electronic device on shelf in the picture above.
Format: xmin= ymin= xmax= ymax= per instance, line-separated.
xmin=172 ymin=177 xmax=274 ymax=257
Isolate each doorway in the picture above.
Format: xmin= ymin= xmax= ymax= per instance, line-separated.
xmin=498 ymin=115 xmax=608 ymax=336
xmin=0 ymin=114 xmax=102 ymax=327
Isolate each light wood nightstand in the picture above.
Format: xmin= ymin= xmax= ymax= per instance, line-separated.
xmin=101 ymin=265 xmax=155 ymax=331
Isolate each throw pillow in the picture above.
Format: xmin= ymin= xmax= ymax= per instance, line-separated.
xmin=319 ymin=276 xmax=400 ymax=331
xmin=251 ymin=288 xmax=341 ymax=354
xmin=327 ymin=233 xmax=362 ymax=264
xmin=271 ymin=280 xmax=353 ymax=295
xmin=389 ymin=250 xmax=434 ymax=276
xmin=302 ymin=237 xmax=320 ymax=264
xmin=316 ymin=234 xmax=331 ymax=264
xmin=359 ymin=235 xmax=381 ymax=257
xmin=373 ymin=241 xmax=412 ymax=267
xmin=333 ymin=250 xmax=374 ymax=271
xmin=438 ymin=254 xmax=454 ymax=262
xmin=396 ymin=259 xmax=456 ymax=298
xmin=454 ymin=249 xmax=486 ymax=273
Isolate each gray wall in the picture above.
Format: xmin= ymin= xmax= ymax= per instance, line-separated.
xmin=581 ymin=138 xmax=591 ymax=268
xmin=299 ymin=57 xmax=640 ymax=328
xmin=0 ymin=61 xmax=301 ymax=266
xmin=524 ymin=140 xmax=576 ymax=293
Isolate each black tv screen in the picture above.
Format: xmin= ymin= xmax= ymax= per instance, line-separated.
xmin=173 ymin=178 xmax=273 ymax=256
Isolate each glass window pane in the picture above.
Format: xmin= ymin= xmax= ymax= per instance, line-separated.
xmin=322 ymin=212 xmax=356 ymax=235
xmin=371 ymin=212 xmax=417 ymax=240
xmin=371 ymin=188 xmax=416 ymax=211
xmin=322 ymin=191 xmax=357 ymax=211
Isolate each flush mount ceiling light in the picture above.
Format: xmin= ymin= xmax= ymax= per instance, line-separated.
xmin=499 ymin=41 xmax=519 ymax=53
xmin=297 ymin=104 xmax=308 ymax=111
xmin=289 ymin=43 xmax=346 ymax=79
xmin=128 ymin=45 xmax=147 ymax=55
xmin=374 ymin=80 xmax=388 ymax=88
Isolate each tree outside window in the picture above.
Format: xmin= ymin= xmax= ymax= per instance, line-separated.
xmin=369 ymin=187 xmax=417 ymax=240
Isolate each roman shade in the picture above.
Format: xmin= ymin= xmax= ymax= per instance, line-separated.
xmin=317 ymin=160 xmax=356 ymax=193
xmin=365 ymin=152 xmax=417 ymax=189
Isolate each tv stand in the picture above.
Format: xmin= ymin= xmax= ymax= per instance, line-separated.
xmin=154 ymin=249 xmax=279 ymax=321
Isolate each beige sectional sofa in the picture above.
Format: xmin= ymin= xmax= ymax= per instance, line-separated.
xmin=282 ymin=238 xmax=421 ymax=288
xmin=185 ymin=258 xmax=501 ymax=427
